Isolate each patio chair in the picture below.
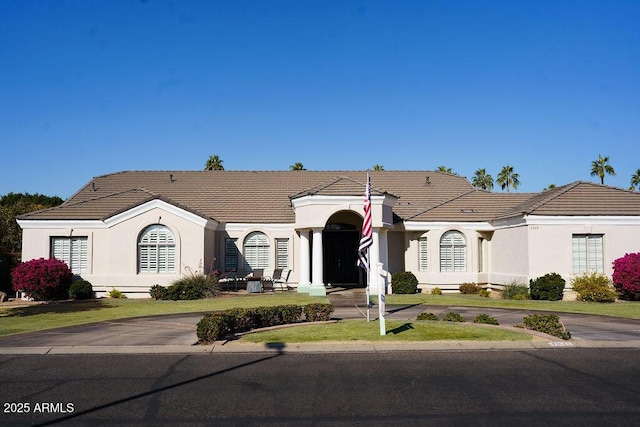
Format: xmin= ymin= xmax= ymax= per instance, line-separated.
xmin=274 ymin=269 xmax=292 ymax=291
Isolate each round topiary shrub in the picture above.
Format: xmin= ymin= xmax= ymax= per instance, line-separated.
xmin=11 ymin=258 xmax=73 ymax=301
xmin=612 ymin=253 xmax=640 ymax=301
xmin=442 ymin=312 xmax=465 ymax=322
xmin=459 ymin=282 xmax=480 ymax=294
xmin=391 ymin=271 xmax=418 ymax=294
xmin=417 ymin=312 xmax=439 ymax=321
xmin=529 ymin=273 xmax=565 ymax=301
xmin=149 ymin=284 xmax=168 ymax=300
xmin=68 ymin=280 xmax=93 ymax=300
xmin=473 ymin=313 xmax=499 ymax=325
xmin=571 ymin=272 xmax=617 ymax=303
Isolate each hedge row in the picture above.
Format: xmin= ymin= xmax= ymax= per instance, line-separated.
xmin=197 ymin=303 xmax=335 ymax=343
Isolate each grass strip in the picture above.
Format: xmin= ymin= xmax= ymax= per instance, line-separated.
xmin=239 ymin=319 xmax=532 ymax=343
xmin=383 ymin=294 xmax=640 ymax=319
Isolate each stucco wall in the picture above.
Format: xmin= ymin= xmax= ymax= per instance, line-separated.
xmin=21 ymin=206 xmax=209 ymax=297
xmin=488 ymin=224 xmax=529 ymax=287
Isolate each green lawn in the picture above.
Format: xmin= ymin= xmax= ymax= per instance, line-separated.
xmin=239 ymin=319 xmax=532 ymax=343
xmin=0 ymin=294 xmax=326 ymax=337
xmin=383 ymin=294 xmax=640 ymax=319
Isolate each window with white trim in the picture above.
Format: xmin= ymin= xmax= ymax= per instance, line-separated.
xmin=51 ymin=237 xmax=88 ymax=274
xmin=138 ymin=225 xmax=175 ymax=273
xmin=275 ymin=238 xmax=289 ymax=269
xmin=224 ymin=238 xmax=239 ymax=272
xmin=243 ymin=232 xmax=270 ymax=271
xmin=418 ymin=236 xmax=428 ymax=271
xmin=440 ymin=231 xmax=466 ymax=272
xmin=572 ymin=234 xmax=604 ymax=274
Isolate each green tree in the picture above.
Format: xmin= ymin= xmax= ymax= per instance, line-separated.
xmin=497 ymin=165 xmax=520 ymax=192
xmin=373 ymin=164 xmax=384 ymax=171
xmin=437 ymin=165 xmax=453 ymax=174
xmin=204 ymin=154 xmax=224 ymax=171
xmin=630 ymin=169 xmax=640 ymax=191
xmin=543 ymin=184 xmax=556 ymax=191
xmin=590 ymin=154 xmax=615 ymax=185
xmin=0 ymin=193 xmax=63 ymax=294
xmin=290 ymin=162 xmax=306 ymax=170
xmin=471 ymin=168 xmax=494 ymax=190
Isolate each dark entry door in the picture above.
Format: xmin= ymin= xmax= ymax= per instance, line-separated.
xmin=323 ymin=231 xmax=360 ymax=285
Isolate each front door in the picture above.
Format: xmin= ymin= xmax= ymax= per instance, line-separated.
xmin=323 ymin=231 xmax=360 ymax=285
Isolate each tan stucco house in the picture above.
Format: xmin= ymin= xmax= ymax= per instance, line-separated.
xmin=17 ymin=170 xmax=640 ymax=298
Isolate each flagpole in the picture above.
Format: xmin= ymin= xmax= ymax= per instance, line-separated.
xmin=366 ymin=251 xmax=370 ymax=322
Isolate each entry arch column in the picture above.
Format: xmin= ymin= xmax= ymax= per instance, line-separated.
xmin=297 ymin=228 xmax=311 ymax=293
xmin=310 ymin=227 xmax=326 ymax=296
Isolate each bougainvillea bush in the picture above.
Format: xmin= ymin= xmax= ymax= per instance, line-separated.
xmin=11 ymin=258 xmax=73 ymax=301
xmin=612 ymin=253 xmax=640 ymax=301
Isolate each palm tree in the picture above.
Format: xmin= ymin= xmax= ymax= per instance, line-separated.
xmin=437 ymin=165 xmax=453 ymax=174
xmin=630 ymin=169 xmax=640 ymax=191
xmin=205 ymin=154 xmax=224 ymax=171
xmin=496 ymin=165 xmax=520 ymax=192
xmin=471 ymin=168 xmax=494 ymax=190
xmin=590 ymin=154 xmax=615 ymax=185
xmin=543 ymin=184 xmax=556 ymax=191
xmin=373 ymin=164 xmax=384 ymax=171
xmin=290 ymin=162 xmax=305 ymax=170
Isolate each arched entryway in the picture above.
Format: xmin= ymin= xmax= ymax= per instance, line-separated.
xmin=323 ymin=211 xmax=364 ymax=287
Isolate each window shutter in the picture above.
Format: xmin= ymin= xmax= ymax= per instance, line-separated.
xmin=138 ymin=225 xmax=175 ymax=274
xmin=587 ymin=235 xmax=603 ymax=273
xmin=276 ymin=239 xmax=288 ymax=269
xmin=243 ymin=232 xmax=270 ymax=270
xmin=419 ymin=237 xmax=428 ymax=271
xmin=225 ymin=239 xmax=238 ymax=271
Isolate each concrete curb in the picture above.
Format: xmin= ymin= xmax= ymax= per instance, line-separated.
xmin=2 ymin=340 xmax=639 ymax=355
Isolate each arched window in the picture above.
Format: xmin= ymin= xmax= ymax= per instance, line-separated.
xmin=138 ymin=225 xmax=175 ymax=273
xmin=243 ymin=232 xmax=270 ymax=270
xmin=440 ymin=231 xmax=466 ymax=272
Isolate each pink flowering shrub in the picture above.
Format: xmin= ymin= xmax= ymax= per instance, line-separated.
xmin=612 ymin=253 xmax=640 ymax=301
xmin=11 ymin=258 xmax=73 ymax=301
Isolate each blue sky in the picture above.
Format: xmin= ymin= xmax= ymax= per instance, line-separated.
xmin=1 ymin=0 xmax=639 ymax=199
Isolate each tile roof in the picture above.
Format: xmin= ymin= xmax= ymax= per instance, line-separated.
xmin=495 ymin=181 xmax=640 ymax=219
xmin=18 ymin=172 xmax=640 ymax=224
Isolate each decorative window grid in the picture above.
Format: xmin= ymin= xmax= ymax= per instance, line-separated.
xmin=138 ymin=225 xmax=175 ymax=274
xmin=440 ymin=231 xmax=466 ymax=272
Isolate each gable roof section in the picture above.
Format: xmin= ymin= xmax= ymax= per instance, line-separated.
xmin=408 ymin=190 xmax=535 ymax=222
xmin=495 ymin=181 xmax=640 ymax=219
xmin=290 ymin=176 xmax=393 ymax=198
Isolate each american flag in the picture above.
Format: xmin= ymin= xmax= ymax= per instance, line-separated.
xmin=358 ymin=173 xmax=373 ymax=270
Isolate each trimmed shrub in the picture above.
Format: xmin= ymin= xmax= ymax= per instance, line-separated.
xmin=571 ymin=272 xmax=617 ymax=303
xmin=109 ymin=288 xmax=126 ymax=298
xmin=442 ymin=312 xmax=465 ymax=322
xmin=196 ymin=305 xmax=306 ymax=343
xmin=473 ymin=314 xmax=499 ymax=325
xmin=612 ymin=253 xmax=640 ymax=301
xmin=303 ymin=303 xmax=335 ymax=322
xmin=149 ymin=284 xmax=168 ymax=300
xmin=501 ymin=281 xmax=530 ymax=300
xmin=11 ymin=258 xmax=73 ymax=301
xmin=478 ymin=289 xmax=490 ymax=298
xmin=197 ymin=312 xmax=234 ymax=343
xmin=68 ymin=280 xmax=93 ymax=300
xmin=167 ymin=273 xmax=220 ymax=300
xmin=529 ymin=273 xmax=565 ymax=301
xmin=431 ymin=287 xmax=442 ymax=295
xmin=522 ymin=314 xmax=571 ymax=340
xmin=417 ymin=312 xmax=439 ymax=321
xmin=459 ymin=282 xmax=480 ymax=294
xmin=391 ymin=271 xmax=418 ymax=294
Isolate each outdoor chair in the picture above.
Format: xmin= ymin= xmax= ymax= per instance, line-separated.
xmin=274 ymin=269 xmax=292 ymax=291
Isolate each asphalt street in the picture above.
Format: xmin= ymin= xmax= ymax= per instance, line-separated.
xmin=1 ymin=349 xmax=639 ymax=426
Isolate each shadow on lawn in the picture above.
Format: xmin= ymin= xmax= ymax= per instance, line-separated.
xmin=388 ymin=323 xmax=415 ymax=335
xmin=0 ymin=299 xmax=111 ymax=318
